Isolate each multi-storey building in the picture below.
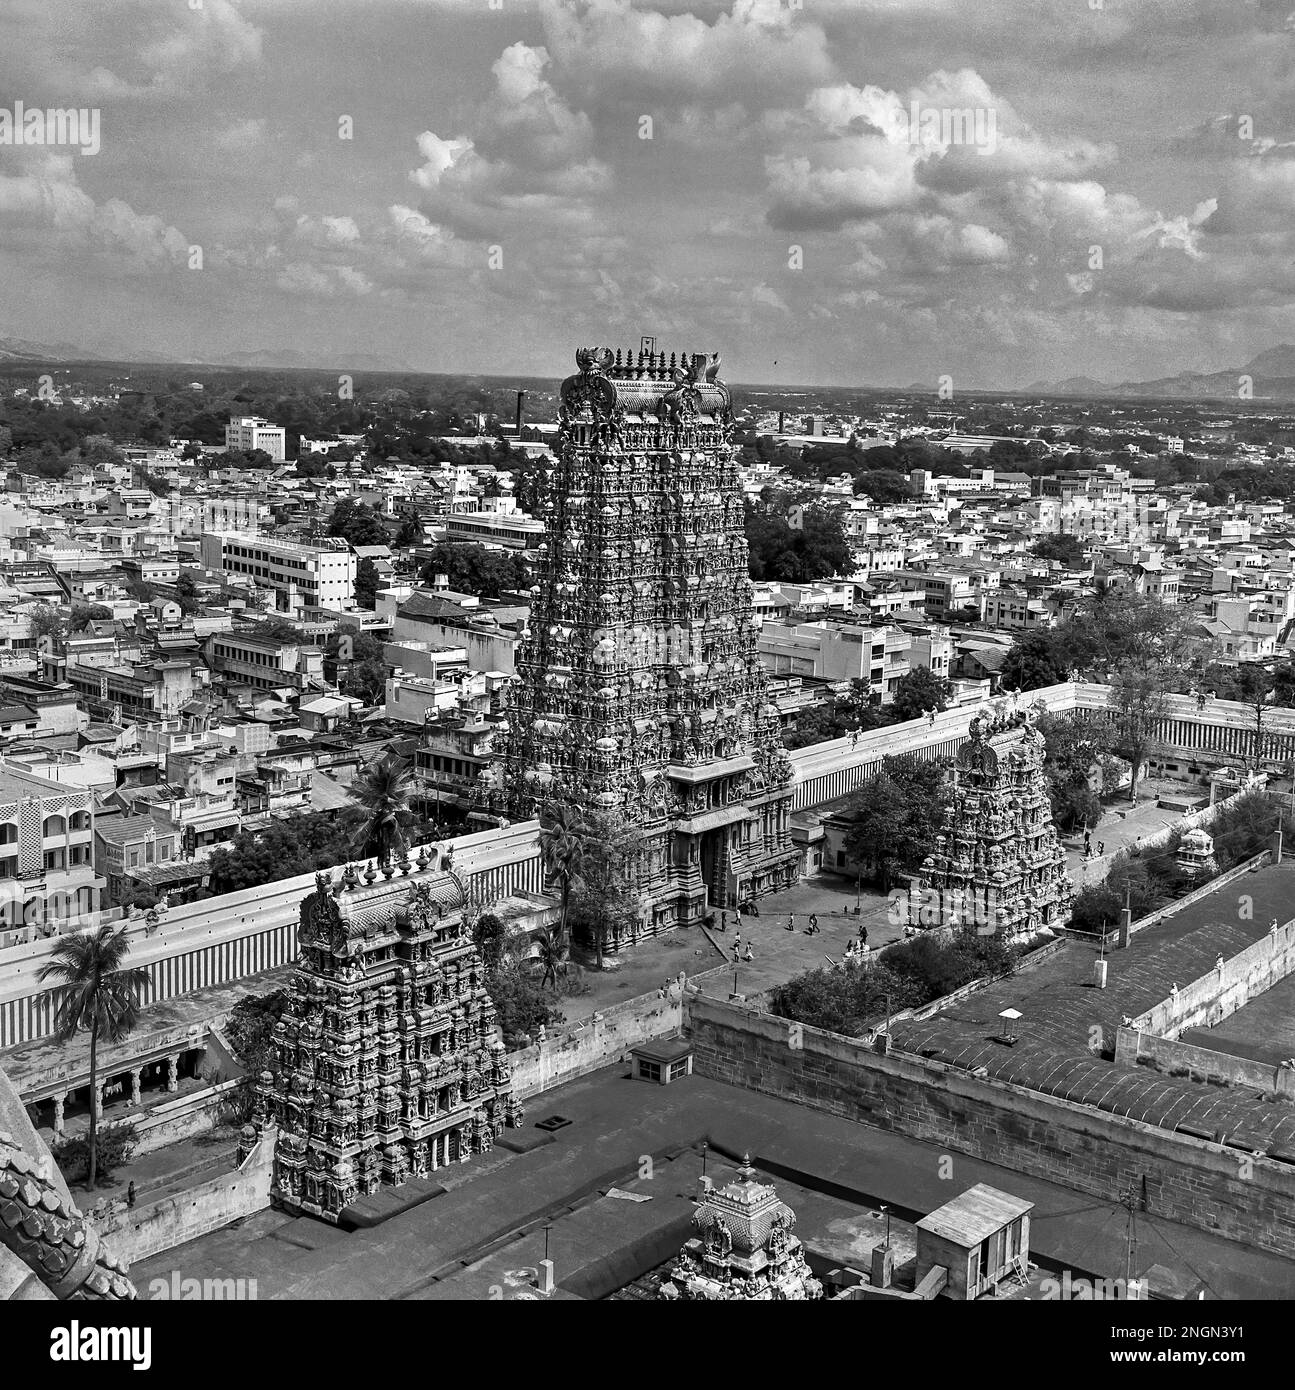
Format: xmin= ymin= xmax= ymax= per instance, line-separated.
xmin=413 ymin=712 xmax=500 ymax=815
xmin=199 ymin=533 xmax=356 ymax=615
xmin=64 ymin=659 xmax=198 ymax=721
xmin=0 ymin=765 xmax=101 ymax=944
xmin=224 ymin=416 xmax=286 ymax=461
xmin=491 ymin=345 xmax=799 ymax=930
xmin=205 ymin=631 xmax=327 ymax=694
xmin=757 ymin=621 xmax=910 ymax=699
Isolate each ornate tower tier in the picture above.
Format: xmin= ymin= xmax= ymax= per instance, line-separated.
xmin=258 ymin=868 xmax=522 ymax=1224
xmin=492 ymin=345 xmax=799 ymax=935
xmin=659 ymin=1156 xmax=822 ymax=1300
xmin=913 ymin=712 xmax=1073 ymax=940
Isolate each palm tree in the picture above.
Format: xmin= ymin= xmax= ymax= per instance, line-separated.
xmin=39 ymin=923 xmax=149 ymax=1190
xmin=352 ymin=754 xmax=414 ymax=864
xmin=538 ymin=801 xmax=585 ymax=954
xmin=533 ymin=926 xmax=562 ymax=993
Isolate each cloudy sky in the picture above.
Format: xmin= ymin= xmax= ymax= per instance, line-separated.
xmin=3 ymin=0 xmax=1295 ymax=387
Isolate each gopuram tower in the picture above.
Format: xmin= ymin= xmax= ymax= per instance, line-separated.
xmin=489 ymin=345 xmax=799 ymax=935
xmin=910 ymin=710 xmax=1073 ymax=941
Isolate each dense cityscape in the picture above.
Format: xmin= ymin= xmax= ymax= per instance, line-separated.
xmin=0 ymin=0 xmax=1290 ymax=1362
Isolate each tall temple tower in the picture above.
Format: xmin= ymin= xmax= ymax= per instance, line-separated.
xmin=258 ymin=863 xmax=522 ymax=1224
xmin=490 ymin=345 xmax=799 ymax=935
xmin=910 ymin=710 xmax=1073 ymax=940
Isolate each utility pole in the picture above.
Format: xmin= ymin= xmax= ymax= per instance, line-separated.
xmin=1120 ymin=1182 xmax=1138 ymax=1293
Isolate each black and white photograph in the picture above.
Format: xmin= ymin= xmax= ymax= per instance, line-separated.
xmin=0 ymin=0 xmax=1291 ymax=1350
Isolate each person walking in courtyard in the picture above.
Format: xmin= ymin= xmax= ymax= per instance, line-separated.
xmin=743 ymin=943 xmax=753 ymax=962
xmin=806 ymin=913 xmax=819 ymax=935
xmin=859 ymin=925 xmax=868 ymax=949
xmin=1097 ymin=840 xmax=1105 ymax=856
xmin=786 ymin=914 xmax=795 ymax=931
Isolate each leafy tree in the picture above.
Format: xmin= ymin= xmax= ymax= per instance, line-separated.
xmin=879 ymin=928 xmax=1020 ymax=1004
xmin=393 ymin=515 xmax=424 ymax=548
xmin=223 ymin=990 xmax=291 ymax=1118
xmin=39 ymin=923 xmax=149 ymax=1189
xmin=351 ymin=754 xmax=414 ymax=864
xmin=325 ymin=630 xmax=387 ymax=703
xmin=568 ymin=820 xmax=641 ymax=969
xmin=889 ymin=666 xmax=954 ymax=723
xmin=471 ymin=912 xmax=508 ymax=971
xmin=1001 ymin=628 xmax=1074 ymax=692
xmin=419 ymin=543 xmax=530 ymax=599
xmin=1107 ymin=658 xmax=1170 ymax=803
xmin=485 ymin=953 xmax=566 ymax=1048
xmin=853 ymin=469 xmax=912 ymax=505
xmin=768 ymin=963 xmax=919 ymax=1036
xmin=205 ymin=811 xmax=367 ymax=894
xmin=355 ymin=557 xmax=381 ymax=609
xmin=29 ymin=601 xmax=68 ymax=650
xmin=842 ymin=756 xmax=951 ymax=890
xmin=743 ymin=496 xmax=852 ymax=581
xmin=175 ymin=571 xmax=202 ymax=616
xmin=1234 ymin=664 xmax=1277 ymax=772
xmin=249 ymin=616 xmax=305 ymax=643
xmin=327 ymin=498 xmax=390 ymax=548
xmin=1036 ymin=711 xmax=1116 ymax=832
xmin=1029 ymin=533 xmax=1087 ymax=567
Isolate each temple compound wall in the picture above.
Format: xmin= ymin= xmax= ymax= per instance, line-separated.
xmin=491 ymin=345 xmax=800 ymax=936
xmin=686 ymin=997 xmax=1295 ymax=1261
xmin=256 ymin=865 xmax=523 ymax=1224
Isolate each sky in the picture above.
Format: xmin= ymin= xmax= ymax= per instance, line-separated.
xmin=3 ymin=0 xmax=1295 ymax=388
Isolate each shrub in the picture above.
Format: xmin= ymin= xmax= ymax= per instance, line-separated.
xmin=224 ymin=990 xmax=290 ymax=1081
xmin=767 ymin=964 xmax=920 ymax=1037
xmin=878 ymin=929 xmax=1021 ymax=1006
xmin=54 ymin=1123 xmax=138 ymax=1186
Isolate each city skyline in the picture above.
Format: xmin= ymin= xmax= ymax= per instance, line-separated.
xmin=3 ymin=1 xmax=1295 ymax=387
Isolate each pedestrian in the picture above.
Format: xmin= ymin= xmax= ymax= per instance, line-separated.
xmin=743 ymin=944 xmax=753 ymax=962
xmin=719 ymin=910 xmax=727 ymax=933
xmin=810 ymin=913 xmax=818 ymax=934
xmin=1097 ymin=840 xmax=1105 ymax=855
xmin=860 ymin=925 xmax=868 ymax=948
xmin=786 ymin=915 xmax=795 ymax=931
xmin=127 ymin=1181 xmax=136 ymax=1209
xmin=734 ymin=930 xmax=742 ymax=949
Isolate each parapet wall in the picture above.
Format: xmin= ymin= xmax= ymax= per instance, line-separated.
xmin=684 ymin=995 xmax=1295 ymax=1259
xmin=508 ymin=989 xmax=685 ymax=1101
xmin=1128 ymin=916 xmax=1295 ymax=1040
xmin=1112 ymin=915 xmax=1295 ymax=1098
xmin=97 ymin=1129 xmax=275 ymax=1267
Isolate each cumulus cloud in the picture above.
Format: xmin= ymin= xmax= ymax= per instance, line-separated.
xmin=538 ymin=0 xmax=834 ymax=106
xmin=407 ymin=42 xmax=611 ymax=237
xmin=83 ymin=0 xmax=263 ymax=99
xmin=0 ymin=155 xmax=190 ymax=271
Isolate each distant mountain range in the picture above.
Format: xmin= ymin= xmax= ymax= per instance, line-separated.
xmin=0 ymin=335 xmax=417 ymax=373
xmin=1022 ymin=345 xmax=1295 ymax=401
xmin=8 ymin=328 xmax=1295 ymax=400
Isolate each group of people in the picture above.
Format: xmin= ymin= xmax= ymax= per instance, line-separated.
xmin=716 ymin=904 xmax=874 ymax=965
xmin=1082 ymin=830 xmax=1106 ymax=860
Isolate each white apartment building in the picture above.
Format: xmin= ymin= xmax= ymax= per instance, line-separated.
xmin=199 ymin=533 xmax=356 ymax=614
xmin=224 ymin=416 xmax=287 ymax=461
xmin=758 ymin=621 xmax=910 ymax=700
